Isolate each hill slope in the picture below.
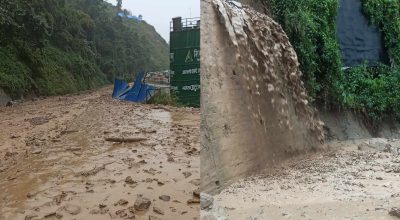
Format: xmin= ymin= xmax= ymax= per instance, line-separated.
xmin=0 ymin=0 xmax=169 ymax=98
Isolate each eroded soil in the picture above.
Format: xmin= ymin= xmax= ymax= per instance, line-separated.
xmin=0 ymin=87 xmax=200 ymax=220
xmin=202 ymin=139 xmax=400 ymax=220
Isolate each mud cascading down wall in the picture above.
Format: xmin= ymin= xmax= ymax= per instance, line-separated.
xmin=200 ymin=0 xmax=325 ymax=194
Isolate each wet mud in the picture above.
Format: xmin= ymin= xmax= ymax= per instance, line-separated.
xmin=0 ymin=87 xmax=200 ymax=220
xmin=201 ymin=0 xmax=324 ymax=193
xmin=202 ymin=139 xmax=400 ymax=219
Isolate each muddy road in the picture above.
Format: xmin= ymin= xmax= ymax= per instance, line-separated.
xmin=0 ymin=87 xmax=200 ymax=220
xmin=202 ymin=139 xmax=400 ymax=219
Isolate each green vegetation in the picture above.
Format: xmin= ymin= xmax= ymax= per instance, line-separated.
xmin=337 ymin=64 xmax=400 ymax=121
xmin=266 ymin=0 xmax=400 ymax=122
xmin=337 ymin=0 xmax=400 ymax=122
xmin=149 ymin=92 xmax=181 ymax=107
xmin=363 ymin=0 xmax=400 ymax=68
xmin=268 ymin=0 xmax=342 ymax=100
xmin=0 ymin=0 xmax=168 ymax=98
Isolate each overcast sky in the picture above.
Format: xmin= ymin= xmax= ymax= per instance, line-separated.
xmin=105 ymin=0 xmax=200 ymax=42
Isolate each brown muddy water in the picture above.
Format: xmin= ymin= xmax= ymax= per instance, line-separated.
xmin=202 ymin=139 xmax=400 ymax=219
xmin=0 ymin=87 xmax=200 ymax=220
xmin=201 ymin=0 xmax=324 ymax=194
xmin=200 ymin=0 xmax=400 ymax=219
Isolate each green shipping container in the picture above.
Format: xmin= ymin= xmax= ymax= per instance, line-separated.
xmin=170 ymin=17 xmax=200 ymax=107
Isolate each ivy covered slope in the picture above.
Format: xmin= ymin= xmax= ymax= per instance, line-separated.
xmin=266 ymin=0 xmax=400 ymax=122
xmin=0 ymin=0 xmax=169 ymax=98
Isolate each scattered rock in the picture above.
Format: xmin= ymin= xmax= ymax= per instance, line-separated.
xmin=149 ymin=216 xmax=162 ymax=220
xmin=115 ymin=209 xmax=128 ymax=218
xmin=185 ymin=148 xmax=198 ymax=155
xmin=153 ymin=206 xmax=164 ymax=215
xmin=200 ymin=193 xmax=214 ymax=210
xmin=193 ymin=189 xmax=200 ymax=198
xmin=26 ymin=192 xmax=35 ymax=198
xmin=28 ymin=116 xmax=49 ymax=126
xmin=127 ymin=206 xmax=136 ymax=213
xmin=189 ymin=179 xmax=200 ymax=186
xmin=90 ymin=206 xmax=109 ymax=215
xmin=105 ymin=137 xmax=148 ymax=143
xmin=114 ymin=199 xmax=129 ymax=206
xmin=125 ymin=176 xmax=137 ymax=185
xmin=43 ymin=212 xmax=60 ymax=219
xmin=157 ymin=180 xmax=165 ymax=186
xmin=7 ymin=176 xmax=17 ymax=181
xmin=67 ymin=147 xmax=81 ymax=152
xmin=182 ymin=171 xmax=192 ymax=178
xmin=134 ymin=196 xmax=151 ymax=211
xmin=10 ymin=135 xmax=20 ymax=139
xmin=392 ymin=193 xmax=400 ymax=198
xmin=389 ymin=207 xmax=400 ymax=218
xmin=60 ymin=130 xmax=79 ymax=136
xmin=53 ymin=192 xmax=68 ymax=205
xmin=79 ymin=164 xmax=106 ymax=177
xmin=144 ymin=168 xmax=157 ymax=175
xmin=167 ymin=156 xmax=175 ymax=162
xmin=25 ymin=214 xmax=38 ymax=220
xmin=4 ymin=151 xmax=17 ymax=157
xmin=159 ymin=195 xmax=171 ymax=202
xmin=376 ymin=177 xmax=383 ymax=180
xmin=63 ymin=204 xmax=81 ymax=215
xmin=187 ymin=198 xmax=200 ymax=204
xmin=31 ymin=149 xmax=42 ymax=154
xmin=6 ymin=101 xmax=16 ymax=107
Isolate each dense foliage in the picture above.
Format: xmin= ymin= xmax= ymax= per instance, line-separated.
xmin=339 ymin=0 xmax=400 ymax=121
xmin=0 ymin=0 xmax=168 ymax=98
xmin=268 ymin=0 xmax=342 ymax=100
xmin=363 ymin=0 xmax=400 ymax=67
xmin=337 ymin=64 xmax=400 ymax=121
xmin=266 ymin=0 xmax=400 ymax=122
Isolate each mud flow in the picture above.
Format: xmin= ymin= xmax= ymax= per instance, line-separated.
xmin=200 ymin=1 xmax=400 ymax=219
xmin=201 ymin=0 xmax=324 ymax=193
xmin=0 ymin=87 xmax=200 ymax=220
xmin=203 ymin=139 xmax=400 ymax=219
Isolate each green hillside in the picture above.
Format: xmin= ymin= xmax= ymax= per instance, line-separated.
xmin=263 ymin=0 xmax=400 ymax=122
xmin=0 ymin=0 xmax=169 ymax=98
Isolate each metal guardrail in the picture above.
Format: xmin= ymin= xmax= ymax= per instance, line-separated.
xmin=170 ymin=17 xmax=200 ymax=32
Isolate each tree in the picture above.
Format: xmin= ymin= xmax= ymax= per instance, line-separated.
xmin=116 ymin=0 xmax=122 ymax=11
xmin=0 ymin=0 xmax=169 ymax=97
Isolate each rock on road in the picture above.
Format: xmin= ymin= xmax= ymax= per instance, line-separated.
xmin=0 ymin=87 xmax=200 ymax=220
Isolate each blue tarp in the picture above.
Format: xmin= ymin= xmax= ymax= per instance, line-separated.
xmin=337 ymin=0 xmax=387 ymax=67
xmin=112 ymin=72 xmax=156 ymax=103
xmin=117 ymin=12 xmax=143 ymax=21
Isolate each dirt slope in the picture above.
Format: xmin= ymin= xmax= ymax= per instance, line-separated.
xmin=201 ymin=0 xmax=324 ymax=194
xmin=0 ymin=87 xmax=200 ymax=220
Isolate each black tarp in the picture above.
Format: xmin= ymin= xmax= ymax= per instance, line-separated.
xmin=337 ymin=0 xmax=387 ymax=67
